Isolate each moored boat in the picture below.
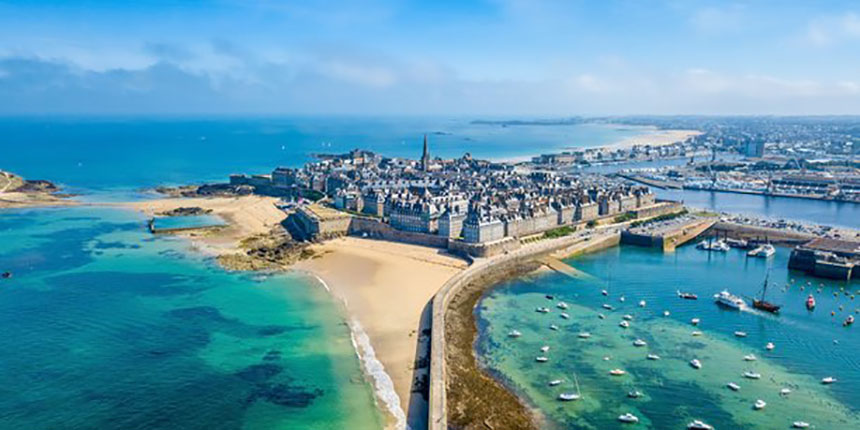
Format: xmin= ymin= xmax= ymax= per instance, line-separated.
xmin=619 ymin=320 xmax=630 ymax=328
xmin=743 ymin=354 xmax=757 ymax=361
xmin=507 ymin=330 xmax=522 ymax=338
xmin=549 ymin=324 xmax=559 ymax=331
xmin=633 ymin=339 xmax=647 ymax=347
xmin=603 ymin=304 xmax=614 ymax=310
xmin=734 ymin=331 xmax=747 ymax=337
xmin=678 ymin=291 xmax=698 ymax=300
xmin=647 ymin=354 xmax=661 ymax=360
xmin=844 ymin=315 xmax=855 ymax=326
xmin=691 ymin=318 xmax=700 ymax=325
xmin=687 ymin=419 xmax=714 ymax=430
xmin=618 ymin=413 xmax=639 ymax=423
xmin=609 ymin=369 xmax=626 ymax=376
xmin=540 ymin=345 xmax=550 ymax=353
xmin=727 ymin=382 xmax=740 ymax=391
xmin=548 ymin=379 xmax=563 ymax=386
xmin=753 ymin=399 xmax=766 ymax=410
xmin=535 ymin=356 xmax=549 ymax=362
xmin=557 ymin=392 xmax=580 ymax=401
xmin=806 ymin=294 xmax=816 ymax=310
xmin=747 ymin=244 xmax=775 ymax=258
xmin=536 ymin=307 xmax=550 ymax=313
xmin=1 ymin=271 xmax=11 ymax=279
xmin=560 ymin=312 xmax=570 ymax=319
xmin=578 ymin=332 xmax=591 ymax=339
xmin=792 ymin=421 xmax=811 ymax=428
xmin=623 ymin=314 xmax=634 ymax=321
xmin=627 ymin=390 xmax=643 ymax=398
xmin=690 ymin=359 xmax=702 ymax=369
xmin=821 ymin=376 xmax=837 ymax=384
xmin=766 ymin=342 xmax=775 ymax=351
xmin=557 ymin=302 xmax=568 ymax=310
xmin=743 ymin=371 xmax=762 ymax=379
xmin=639 ymin=300 xmax=646 ymax=308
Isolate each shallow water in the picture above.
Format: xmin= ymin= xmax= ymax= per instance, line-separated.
xmin=0 ymin=207 xmax=383 ymax=430
xmin=477 ymin=245 xmax=859 ymax=430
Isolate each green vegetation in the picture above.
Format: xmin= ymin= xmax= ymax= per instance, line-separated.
xmin=299 ymin=189 xmax=325 ymax=201
xmin=630 ymin=209 xmax=689 ymax=228
xmin=586 ymin=220 xmax=598 ymax=228
xmin=613 ymin=212 xmax=637 ymax=223
xmin=542 ymin=225 xmax=576 ymax=239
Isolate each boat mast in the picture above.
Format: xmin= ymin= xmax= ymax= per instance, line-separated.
xmin=761 ymin=269 xmax=770 ymax=300
xmin=573 ymin=373 xmax=581 ymax=396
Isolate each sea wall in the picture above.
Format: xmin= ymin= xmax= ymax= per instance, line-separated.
xmin=348 ymin=216 xmax=450 ymax=248
xmin=428 ymin=231 xmax=620 ymax=430
xmin=709 ymin=221 xmax=814 ymax=245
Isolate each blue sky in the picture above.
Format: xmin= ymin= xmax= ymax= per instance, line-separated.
xmin=1 ymin=0 xmax=859 ymax=115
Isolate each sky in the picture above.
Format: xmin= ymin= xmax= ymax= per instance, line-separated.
xmin=0 ymin=0 xmax=859 ymax=116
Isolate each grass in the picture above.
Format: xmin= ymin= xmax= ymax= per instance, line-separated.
xmin=542 ymin=225 xmax=576 ymax=239
xmin=613 ymin=212 xmax=637 ymax=223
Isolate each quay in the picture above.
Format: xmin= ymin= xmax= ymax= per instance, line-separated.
xmin=621 ymin=216 xmax=716 ymax=252
xmin=789 ymin=237 xmax=860 ymax=280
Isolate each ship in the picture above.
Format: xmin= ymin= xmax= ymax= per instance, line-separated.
xmin=752 ymin=270 xmax=781 ymax=313
xmin=714 ymin=290 xmax=745 ymax=310
xmin=747 ymin=243 xmax=775 ymax=258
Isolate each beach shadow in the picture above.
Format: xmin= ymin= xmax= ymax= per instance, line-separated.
xmin=406 ymin=300 xmax=433 ymax=430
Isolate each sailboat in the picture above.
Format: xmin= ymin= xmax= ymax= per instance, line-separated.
xmin=752 ymin=270 xmax=781 ymax=313
xmin=558 ymin=373 xmax=582 ymax=401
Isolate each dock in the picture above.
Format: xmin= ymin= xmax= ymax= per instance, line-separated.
xmin=538 ymin=256 xmax=595 ymax=280
xmin=622 ymin=217 xmax=716 ymax=252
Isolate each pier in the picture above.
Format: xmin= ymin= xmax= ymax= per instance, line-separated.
xmin=621 ymin=217 xmax=716 ymax=252
xmin=538 ymin=255 xmax=594 ymax=280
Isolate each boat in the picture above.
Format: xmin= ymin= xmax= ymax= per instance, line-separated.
xmin=752 ymin=270 xmax=782 ymax=313
xmin=734 ymin=331 xmax=748 ymax=337
xmin=646 ymin=354 xmax=661 ymax=360
xmin=743 ymin=354 xmax=757 ymax=361
xmin=536 ymin=356 xmax=549 ymax=362
xmin=548 ymin=379 xmax=563 ymax=386
xmin=549 ymin=324 xmax=559 ymax=331
xmin=678 ymin=291 xmax=698 ymax=300
xmin=623 ymin=314 xmax=634 ymax=321
xmin=619 ymin=321 xmax=630 ymax=328
xmin=633 ymin=339 xmax=647 ymax=347
xmin=821 ymin=376 xmax=837 ymax=384
xmin=545 ymin=294 xmax=554 ymax=300
xmin=540 ymin=346 xmax=550 ymax=353
xmin=619 ymin=295 xmax=626 ymax=302
xmin=578 ymin=332 xmax=592 ymax=339
xmin=603 ymin=304 xmax=615 ymax=310
xmin=602 ymin=289 xmax=608 ymax=296
xmin=639 ymin=300 xmax=646 ymax=308
xmin=1 ymin=271 xmax=11 ymax=279
xmin=609 ymin=369 xmax=626 ymax=376
xmin=691 ymin=318 xmax=700 ymax=325
xmin=806 ymin=294 xmax=816 ymax=310
xmin=560 ymin=312 xmax=570 ymax=319
xmin=663 ymin=310 xmax=670 ymax=316
xmin=714 ymin=290 xmax=746 ymax=310
xmin=687 ymin=420 xmax=714 ymax=430
xmin=753 ymin=399 xmax=767 ymax=410
xmin=627 ymin=390 xmax=643 ymax=398
xmin=780 ymin=388 xmax=792 ymax=396
xmin=792 ymin=422 xmax=811 ymax=428
xmin=697 ymin=238 xmax=729 ymax=252
xmin=844 ymin=315 xmax=855 ymax=326
xmin=726 ymin=238 xmax=748 ymax=248
xmin=557 ymin=302 xmax=569 ymax=310
xmin=727 ymin=382 xmax=741 ymax=391
xmin=618 ymin=413 xmax=639 ymax=423
xmin=598 ymin=313 xmax=606 ymax=319
xmin=691 ymin=331 xmax=703 ymax=336
xmin=766 ymin=342 xmax=775 ymax=351
xmin=536 ymin=307 xmax=550 ymax=313
xmin=747 ymin=244 xmax=776 ymax=258
xmin=690 ymin=359 xmax=702 ymax=369
xmin=743 ymin=371 xmax=762 ymax=379
xmin=507 ymin=330 xmax=522 ymax=338
xmin=557 ymin=393 xmax=580 ymax=401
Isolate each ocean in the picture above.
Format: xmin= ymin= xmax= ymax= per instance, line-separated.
xmin=476 ymin=244 xmax=859 ymax=430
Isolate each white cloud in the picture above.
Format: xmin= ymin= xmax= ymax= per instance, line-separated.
xmin=806 ymin=12 xmax=860 ymax=46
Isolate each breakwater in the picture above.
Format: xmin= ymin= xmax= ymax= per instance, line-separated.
xmin=428 ymin=231 xmax=621 ymax=430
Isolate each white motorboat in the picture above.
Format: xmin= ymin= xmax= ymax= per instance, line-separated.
xmin=727 ymin=382 xmax=740 ymax=391
xmin=536 ymin=307 xmax=550 ymax=313
xmin=691 ymin=318 xmax=700 ymax=325
xmin=734 ymin=331 xmax=747 ymax=337
xmin=743 ymin=371 xmax=762 ymax=379
xmin=663 ymin=310 xmax=670 ymax=316
xmin=602 ymin=289 xmax=609 ymax=296
xmin=536 ymin=356 xmax=549 ymax=362
xmin=687 ymin=420 xmax=714 ymax=430
xmin=623 ymin=314 xmax=634 ymax=321
xmin=508 ymin=330 xmax=522 ymax=338
xmin=619 ymin=320 xmax=630 ymax=328
xmin=691 ymin=331 xmax=703 ymax=336
xmin=627 ymin=390 xmax=643 ymax=398
xmin=557 ymin=302 xmax=569 ymax=310
xmin=609 ymin=369 xmax=626 ymax=376
xmin=754 ymin=399 xmax=766 ymax=410
xmin=548 ymin=379 xmax=563 ymax=386
xmin=821 ymin=376 xmax=837 ymax=384
xmin=639 ymin=300 xmax=646 ymax=308
xmin=633 ymin=339 xmax=647 ymax=347
xmin=598 ymin=313 xmax=606 ymax=319
xmin=560 ymin=312 xmax=570 ymax=319
xmin=743 ymin=354 xmax=757 ymax=361
xmin=618 ymin=413 xmax=639 ymax=423
xmin=619 ymin=295 xmax=626 ymax=302
xmin=792 ymin=422 xmax=811 ymax=428
xmin=747 ymin=244 xmax=776 ymax=258
xmin=558 ymin=393 xmax=580 ymax=401
xmin=766 ymin=342 xmax=775 ymax=351
xmin=714 ymin=290 xmax=746 ymax=310
xmin=647 ymin=354 xmax=661 ymax=360
xmin=540 ymin=346 xmax=550 ymax=353
xmin=549 ymin=324 xmax=559 ymax=331
xmin=690 ymin=359 xmax=702 ymax=369
xmin=578 ymin=332 xmax=592 ymax=339
xmin=780 ymin=388 xmax=792 ymax=396
xmin=697 ymin=239 xmax=729 ymax=252
xmin=603 ymin=304 xmax=615 ymax=310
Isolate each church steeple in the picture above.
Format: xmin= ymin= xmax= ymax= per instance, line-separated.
xmin=421 ymin=134 xmax=430 ymax=171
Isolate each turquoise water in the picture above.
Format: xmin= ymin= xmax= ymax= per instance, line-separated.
xmin=152 ymin=214 xmax=226 ymax=230
xmin=477 ymin=245 xmax=859 ymax=430
xmin=0 ymin=117 xmax=646 ymax=190
xmin=0 ymin=207 xmax=384 ymax=430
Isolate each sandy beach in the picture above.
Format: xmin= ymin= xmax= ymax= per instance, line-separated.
xmin=123 ymin=195 xmax=287 ymax=255
xmin=295 ymin=237 xmax=467 ymax=430
xmin=607 ymin=128 xmax=703 ymax=150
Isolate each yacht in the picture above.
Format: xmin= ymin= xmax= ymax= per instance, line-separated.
xmin=766 ymin=342 xmax=775 ymax=351
xmin=557 ymin=302 xmax=569 ymax=310
xmin=753 ymin=399 xmax=767 ymax=410
xmin=690 ymin=359 xmax=702 ymax=369
xmin=618 ymin=413 xmax=639 ymax=423
xmin=734 ymin=331 xmax=748 ymax=337
xmin=627 ymin=390 xmax=643 ymax=398
xmin=691 ymin=318 xmax=700 ymax=325
xmin=633 ymin=339 xmax=647 ymax=347
xmin=691 ymin=331 xmax=703 ymax=336
xmin=623 ymin=314 xmax=634 ymax=321
xmin=602 ymin=289 xmax=609 ymax=296
xmin=697 ymin=239 xmax=729 ymax=252
xmin=609 ymin=369 xmax=626 ymax=376
xmin=747 ymin=244 xmax=776 ymax=258
xmin=540 ymin=346 xmax=550 ymax=353
xmin=598 ymin=313 xmax=606 ymax=319
xmin=646 ymin=354 xmax=661 ymax=361
xmin=663 ymin=310 xmax=671 ymax=316
xmin=727 ymin=382 xmax=741 ymax=391
xmin=549 ymin=324 xmax=559 ymax=331
xmin=536 ymin=307 xmax=550 ymax=313
xmin=714 ymin=290 xmax=746 ymax=310
xmin=639 ymin=300 xmax=646 ymax=308
xmin=548 ymin=379 xmax=563 ymax=386
xmin=557 ymin=393 xmax=580 ymax=401
xmin=687 ymin=420 xmax=714 ymax=430
xmin=780 ymin=388 xmax=792 ymax=396
xmin=619 ymin=320 xmax=630 ymax=328
xmin=603 ymin=304 xmax=615 ymax=310
xmin=743 ymin=371 xmax=762 ymax=379
xmin=535 ymin=356 xmax=549 ymax=362
xmin=619 ymin=295 xmax=626 ymax=302
xmin=806 ymin=294 xmax=816 ymax=310
xmin=678 ymin=291 xmax=698 ymax=300
xmin=792 ymin=422 xmax=811 ymax=428
xmin=560 ymin=312 xmax=570 ymax=319
xmin=821 ymin=376 xmax=837 ymax=384
xmin=507 ymin=330 xmax=522 ymax=338
xmin=743 ymin=354 xmax=757 ymax=361
xmin=578 ymin=332 xmax=592 ymax=339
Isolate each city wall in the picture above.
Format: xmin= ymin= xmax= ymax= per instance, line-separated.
xmin=428 ymin=231 xmax=621 ymax=430
xmin=347 ymin=216 xmax=450 ymax=248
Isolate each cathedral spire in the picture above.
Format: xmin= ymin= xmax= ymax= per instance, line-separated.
xmin=421 ymin=134 xmax=430 ymax=171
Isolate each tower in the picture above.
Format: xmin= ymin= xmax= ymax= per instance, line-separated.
xmin=421 ymin=134 xmax=430 ymax=171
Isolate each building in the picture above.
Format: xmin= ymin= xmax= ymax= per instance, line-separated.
xmin=421 ymin=134 xmax=431 ymax=172
xmin=745 ymin=140 xmax=765 ymax=158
